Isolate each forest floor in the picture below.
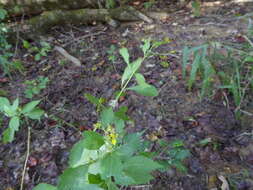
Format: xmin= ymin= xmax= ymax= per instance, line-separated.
xmin=0 ymin=1 xmax=253 ymax=190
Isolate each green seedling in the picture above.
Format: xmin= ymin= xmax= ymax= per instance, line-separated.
xmin=23 ymin=40 xmax=51 ymax=61
xmin=24 ymin=76 xmax=49 ymax=99
xmin=0 ymin=97 xmax=44 ymax=143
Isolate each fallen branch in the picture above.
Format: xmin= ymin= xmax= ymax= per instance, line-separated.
xmin=54 ymin=46 xmax=82 ymax=67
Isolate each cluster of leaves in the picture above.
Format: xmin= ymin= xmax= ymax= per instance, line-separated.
xmin=157 ymin=139 xmax=190 ymax=173
xmin=0 ymin=98 xmax=44 ymax=143
xmin=0 ymin=8 xmax=24 ymax=76
xmin=24 ymin=76 xmax=49 ymax=99
xmin=182 ymin=30 xmax=253 ymax=116
xmin=23 ymin=40 xmax=52 ymax=61
xmin=33 ymin=39 xmax=173 ymax=190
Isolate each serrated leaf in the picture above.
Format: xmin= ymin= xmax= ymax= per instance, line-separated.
xmin=122 ymin=156 xmax=161 ymax=184
xmin=22 ymin=100 xmax=40 ymax=114
xmin=117 ymin=133 xmax=143 ymax=158
xmin=58 ymin=165 xmax=103 ymax=190
xmin=119 ymin=48 xmax=130 ymax=65
xmin=3 ymin=105 xmax=16 ymax=117
xmin=82 ymin=131 xmax=105 ymax=150
xmin=11 ymin=98 xmax=19 ymax=111
xmin=69 ymin=139 xmax=99 ymax=168
xmin=100 ymin=107 xmax=114 ymax=127
xmin=100 ymin=152 xmax=123 ymax=179
xmin=128 ymin=84 xmax=158 ymax=97
xmin=9 ymin=116 xmax=20 ymax=131
xmin=33 ymin=183 xmax=57 ymax=190
xmin=0 ymin=97 xmax=10 ymax=112
xmin=25 ymin=108 xmax=44 ymax=120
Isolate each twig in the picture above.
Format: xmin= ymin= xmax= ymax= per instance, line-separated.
xmin=20 ymin=126 xmax=31 ymax=190
xmin=243 ymin=35 xmax=253 ymax=47
xmin=54 ymin=45 xmax=81 ymax=67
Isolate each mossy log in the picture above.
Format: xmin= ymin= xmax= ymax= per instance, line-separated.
xmin=13 ymin=6 xmax=152 ymax=36
xmin=1 ymin=0 xmax=98 ymax=16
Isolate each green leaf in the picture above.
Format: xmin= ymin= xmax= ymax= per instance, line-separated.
xmin=188 ymin=52 xmax=201 ymax=90
xmin=22 ymin=100 xmax=40 ymax=114
xmin=9 ymin=116 xmax=20 ymax=131
xmin=106 ymin=179 xmax=120 ymax=190
xmin=100 ymin=152 xmax=123 ymax=179
xmin=131 ymin=58 xmax=142 ymax=73
xmin=69 ymin=139 xmax=99 ymax=168
xmin=122 ymin=156 xmax=161 ymax=185
xmin=119 ymin=48 xmax=130 ymax=65
xmin=11 ymin=98 xmax=19 ymax=111
xmin=0 ymin=8 xmax=7 ymax=20
xmin=22 ymin=40 xmax=31 ymax=49
xmin=141 ymin=38 xmax=151 ymax=55
xmin=128 ymin=84 xmax=158 ymax=97
xmin=84 ymin=93 xmax=101 ymax=106
xmin=83 ymin=131 xmax=105 ymax=150
xmin=121 ymin=64 xmax=132 ymax=86
xmin=117 ymin=132 xmax=143 ymax=158
xmin=88 ymin=174 xmax=104 ymax=185
xmin=58 ymin=165 xmax=103 ymax=190
xmin=25 ymin=108 xmax=44 ymax=120
xmin=100 ymin=107 xmax=114 ymax=127
xmin=3 ymin=128 xmax=15 ymax=143
xmin=135 ymin=73 xmax=146 ymax=84
xmin=0 ymin=97 xmax=10 ymax=112
xmin=33 ymin=183 xmax=57 ymax=190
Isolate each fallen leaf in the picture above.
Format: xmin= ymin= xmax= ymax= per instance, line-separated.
xmin=218 ymin=175 xmax=230 ymax=190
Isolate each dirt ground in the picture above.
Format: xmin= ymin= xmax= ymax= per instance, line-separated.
xmin=0 ymin=1 xmax=253 ymax=190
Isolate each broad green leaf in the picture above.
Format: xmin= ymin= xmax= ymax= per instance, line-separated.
xmin=69 ymin=139 xmax=99 ymax=168
xmin=114 ymin=173 xmax=135 ymax=185
xmin=25 ymin=108 xmax=44 ymax=120
xmin=33 ymin=183 xmax=57 ymax=190
xmin=0 ymin=97 xmax=10 ymax=112
xmin=100 ymin=152 xmax=123 ymax=179
xmin=58 ymin=165 xmax=103 ymax=190
xmin=9 ymin=116 xmax=20 ymax=131
xmin=100 ymin=107 xmax=114 ymax=127
xmin=121 ymin=64 xmax=132 ymax=86
xmin=22 ymin=100 xmax=40 ymax=114
xmin=141 ymin=38 xmax=151 ymax=55
xmin=122 ymin=156 xmax=161 ymax=184
xmin=83 ymin=131 xmax=105 ymax=150
xmin=106 ymin=179 xmax=120 ymax=190
xmin=88 ymin=174 xmax=104 ymax=185
xmin=84 ymin=93 xmax=101 ymax=106
xmin=0 ymin=8 xmax=7 ymax=20
xmin=131 ymin=58 xmax=142 ymax=73
xmin=3 ymin=105 xmax=16 ymax=117
xmin=119 ymin=48 xmax=130 ymax=65
xmin=117 ymin=132 xmax=142 ymax=158
xmin=135 ymin=73 xmax=146 ymax=84
xmin=12 ymin=98 xmax=19 ymax=111
xmin=114 ymin=106 xmax=130 ymax=121
xmin=3 ymin=128 xmax=15 ymax=143
xmin=128 ymin=84 xmax=158 ymax=97
xmin=188 ymin=52 xmax=201 ymax=90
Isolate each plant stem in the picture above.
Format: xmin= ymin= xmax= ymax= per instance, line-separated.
xmin=20 ymin=126 xmax=31 ymax=190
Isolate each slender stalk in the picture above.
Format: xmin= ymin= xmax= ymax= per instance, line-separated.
xmin=20 ymin=126 xmax=31 ymax=190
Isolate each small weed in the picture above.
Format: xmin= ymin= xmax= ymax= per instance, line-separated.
xmin=0 ymin=97 xmax=44 ymax=143
xmin=0 ymin=8 xmax=24 ymax=76
xmin=24 ymin=76 xmax=49 ymax=99
xmin=34 ymin=39 xmax=170 ymax=190
xmin=23 ymin=40 xmax=51 ymax=61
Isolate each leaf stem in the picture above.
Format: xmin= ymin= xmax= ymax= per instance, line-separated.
xmin=20 ymin=126 xmax=31 ymax=190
